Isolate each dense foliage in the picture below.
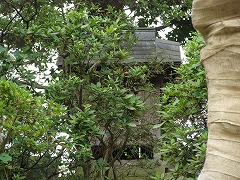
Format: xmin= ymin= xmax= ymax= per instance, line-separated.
xmin=152 ymin=34 xmax=207 ymax=180
xmin=0 ymin=0 xmax=204 ymax=179
xmin=0 ymin=1 xmax=162 ymax=179
xmin=0 ymin=79 xmax=68 ymax=179
xmin=0 ymin=0 xmax=194 ymax=45
xmin=81 ymin=0 xmax=195 ymax=42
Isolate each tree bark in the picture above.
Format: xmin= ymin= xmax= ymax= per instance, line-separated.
xmin=192 ymin=0 xmax=240 ymax=179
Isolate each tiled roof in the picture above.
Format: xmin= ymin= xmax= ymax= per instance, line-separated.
xmin=125 ymin=28 xmax=181 ymax=63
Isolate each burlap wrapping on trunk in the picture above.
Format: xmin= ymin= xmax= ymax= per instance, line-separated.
xmin=192 ymin=0 xmax=240 ymax=179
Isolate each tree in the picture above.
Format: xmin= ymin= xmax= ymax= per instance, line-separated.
xmin=192 ymin=0 xmax=240 ymax=179
xmin=0 ymin=1 xmax=162 ymax=179
xmin=0 ymin=0 xmax=196 ymax=179
xmin=0 ymin=79 xmax=67 ymax=179
xmin=0 ymin=0 xmax=194 ymax=46
xmin=81 ymin=0 xmax=194 ymax=42
xmin=152 ymin=33 xmax=207 ymax=180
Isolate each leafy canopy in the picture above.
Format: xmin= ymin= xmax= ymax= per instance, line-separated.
xmin=0 ymin=1 xmax=158 ymax=179
xmin=155 ymin=33 xmax=207 ymax=180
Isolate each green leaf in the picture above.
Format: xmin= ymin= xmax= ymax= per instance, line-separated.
xmin=177 ymin=176 xmax=185 ymax=180
xmin=127 ymin=106 xmax=136 ymax=110
xmin=125 ymin=94 xmax=134 ymax=99
xmin=152 ymin=122 xmax=164 ymax=129
xmin=0 ymin=45 xmax=6 ymax=53
xmin=0 ymin=153 xmax=12 ymax=163
xmin=97 ymin=129 xmax=105 ymax=136
xmin=96 ymin=82 xmax=101 ymax=88
xmin=127 ymin=122 xmax=137 ymax=127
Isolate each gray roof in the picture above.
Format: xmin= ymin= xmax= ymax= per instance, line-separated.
xmin=126 ymin=28 xmax=181 ymax=63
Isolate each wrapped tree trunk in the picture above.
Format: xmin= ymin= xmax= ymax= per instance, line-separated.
xmin=192 ymin=0 xmax=240 ymax=179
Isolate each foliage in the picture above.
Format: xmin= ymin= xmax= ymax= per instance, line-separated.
xmin=81 ymin=0 xmax=195 ymax=42
xmin=0 ymin=1 xmax=163 ymax=179
xmin=0 ymin=0 xmax=196 ymax=179
xmin=156 ymin=0 xmax=194 ymax=42
xmin=45 ymin=7 xmax=159 ymax=178
xmin=0 ymin=79 xmax=66 ymax=179
xmin=0 ymin=0 xmax=194 ymax=45
xmin=153 ymin=34 xmax=207 ymax=179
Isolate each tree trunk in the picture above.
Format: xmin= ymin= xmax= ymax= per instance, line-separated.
xmin=192 ymin=0 xmax=240 ymax=179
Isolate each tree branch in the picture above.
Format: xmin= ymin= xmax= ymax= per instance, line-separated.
xmin=23 ymin=151 xmax=47 ymax=172
xmin=111 ymin=131 xmax=129 ymax=163
xmin=87 ymin=61 xmax=101 ymax=73
xmin=0 ymin=11 xmax=20 ymax=44
xmin=16 ymin=80 xmax=48 ymax=90
xmin=3 ymin=0 xmax=38 ymax=29
xmin=3 ymin=0 xmax=26 ymax=22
